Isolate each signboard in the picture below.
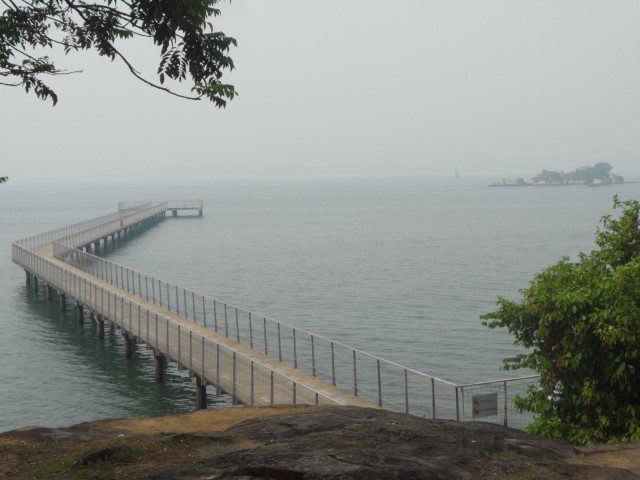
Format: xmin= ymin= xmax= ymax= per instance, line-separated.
xmin=472 ymin=392 xmax=498 ymax=418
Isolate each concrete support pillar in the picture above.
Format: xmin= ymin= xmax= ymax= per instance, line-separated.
xmin=32 ymin=276 xmax=38 ymax=291
xmin=193 ymin=375 xmax=207 ymax=409
xmin=76 ymin=303 xmax=84 ymax=324
xmin=198 ymin=209 xmax=203 ymax=217
xmin=45 ymin=283 xmax=52 ymax=300
xmin=59 ymin=293 xmax=66 ymax=312
xmin=154 ymin=352 xmax=166 ymax=383
xmin=25 ymin=270 xmax=30 ymax=285
xmin=123 ymin=332 xmax=133 ymax=359
xmin=172 ymin=209 xmax=178 ymax=217
xmin=97 ymin=315 xmax=105 ymax=339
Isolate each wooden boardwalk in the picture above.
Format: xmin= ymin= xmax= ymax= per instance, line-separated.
xmin=13 ymin=203 xmax=374 ymax=409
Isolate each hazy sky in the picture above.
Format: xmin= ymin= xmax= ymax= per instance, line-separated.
xmin=1 ymin=0 xmax=639 ymax=182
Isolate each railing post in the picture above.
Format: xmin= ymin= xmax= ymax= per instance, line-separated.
xmin=202 ymin=296 xmax=207 ymax=328
xmin=249 ymin=313 xmax=253 ymax=348
xmin=263 ymin=317 xmax=268 ymax=355
xmin=503 ymin=381 xmax=508 ymax=427
xmin=311 ymin=334 xmax=316 ymax=377
xmin=250 ymin=362 xmax=255 ymax=406
xmin=270 ymin=370 xmax=274 ymax=405
xmin=235 ymin=307 xmax=240 ymax=342
xmin=197 ymin=335 xmax=203 ymax=381
xmin=213 ymin=299 xmax=218 ymax=332
xmin=277 ymin=323 xmax=282 ymax=362
xmin=293 ymin=329 xmax=297 ymax=368
xmin=431 ymin=377 xmax=436 ymax=419
xmin=224 ymin=304 xmax=229 ymax=336
xmin=293 ymin=382 xmax=297 ymax=405
xmin=455 ymin=387 xmax=460 ymax=421
xmin=404 ymin=368 xmax=409 ymax=414
xmin=352 ymin=349 xmax=358 ymax=396
xmin=215 ymin=343 xmax=221 ymax=395
xmin=377 ymin=359 xmax=382 ymax=407
xmin=192 ymin=291 xmax=196 ymax=322
xmin=461 ymin=387 xmax=465 ymax=421
xmin=232 ymin=352 xmax=237 ymax=404
xmin=189 ymin=330 xmax=193 ymax=374
xmin=178 ymin=325 xmax=182 ymax=369
xmin=331 ymin=342 xmax=336 ymax=386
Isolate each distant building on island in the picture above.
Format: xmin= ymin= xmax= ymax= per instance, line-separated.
xmin=489 ymin=162 xmax=624 ymax=187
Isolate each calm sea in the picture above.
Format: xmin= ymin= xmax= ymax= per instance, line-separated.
xmin=1 ymin=178 xmax=638 ymax=431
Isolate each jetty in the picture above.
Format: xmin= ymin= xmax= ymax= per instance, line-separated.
xmin=12 ymin=201 xmax=537 ymax=427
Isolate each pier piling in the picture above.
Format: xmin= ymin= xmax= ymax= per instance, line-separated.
xmin=193 ymin=375 xmax=207 ymax=409
xmin=59 ymin=293 xmax=66 ymax=312
xmin=154 ymin=352 xmax=166 ymax=383
xmin=97 ymin=315 xmax=105 ymax=339
xmin=123 ymin=332 xmax=133 ymax=359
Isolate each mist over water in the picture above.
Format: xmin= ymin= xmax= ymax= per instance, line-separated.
xmin=1 ymin=178 xmax=639 ymax=431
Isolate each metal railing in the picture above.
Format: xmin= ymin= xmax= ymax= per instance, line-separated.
xmin=53 ymin=232 xmax=540 ymax=425
xmin=16 ymin=202 xmax=164 ymax=252
xmin=13 ymin=243 xmax=336 ymax=407
xmin=55 ymin=203 xmax=168 ymax=250
xmin=167 ymin=199 xmax=203 ymax=209
xmin=14 ymin=202 xmax=541 ymax=427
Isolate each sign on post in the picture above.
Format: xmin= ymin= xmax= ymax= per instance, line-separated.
xmin=472 ymin=392 xmax=498 ymax=418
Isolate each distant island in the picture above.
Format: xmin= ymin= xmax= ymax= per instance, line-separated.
xmin=489 ymin=162 xmax=624 ymax=187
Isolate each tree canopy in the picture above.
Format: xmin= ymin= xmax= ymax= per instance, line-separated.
xmin=483 ymin=197 xmax=640 ymax=444
xmin=0 ymin=0 xmax=236 ymax=107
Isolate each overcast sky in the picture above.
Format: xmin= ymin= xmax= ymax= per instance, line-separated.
xmin=1 ymin=0 xmax=639 ymax=183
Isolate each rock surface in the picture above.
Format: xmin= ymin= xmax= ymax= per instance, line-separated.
xmin=1 ymin=405 xmax=639 ymax=479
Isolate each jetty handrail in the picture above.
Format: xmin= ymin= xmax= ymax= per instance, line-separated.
xmin=54 ymin=241 xmax=457 ymax=387
xmin=13 ymin=242 xmax=340 ymax=407
xmin=55 ymin=203 xmax=168 ymax=249
xmin=15 ymin=202 xmax=162 ymax=251
xmin=51 ymin=237 xmax=541 ymax=421
xmin=14 ymin=202 xmax=541 ymax=427
xmin=455 ymin=375 xmax=540 ymax=389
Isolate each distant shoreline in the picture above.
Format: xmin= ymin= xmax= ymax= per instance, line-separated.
xmin=489 ymin=181 xmax=639 ymax=188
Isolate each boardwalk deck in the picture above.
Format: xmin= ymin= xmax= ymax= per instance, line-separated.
xmin=12 ymin=201 xmax=539 ymax=428
xmin=14 ymin=203 xmax=374 ymax=409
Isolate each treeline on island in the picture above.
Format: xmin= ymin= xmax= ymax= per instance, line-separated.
xmin=490 ymin=162 xmax=624 ymax=187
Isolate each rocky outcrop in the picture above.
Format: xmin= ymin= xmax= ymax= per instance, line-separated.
xmin=1 ymin=406 xmax=638 ymax=479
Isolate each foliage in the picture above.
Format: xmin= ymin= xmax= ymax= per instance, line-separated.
xmin=482 ymin=196 xmax=640 ymax=444
xmin=533 ymin=170 xmax=563 ymax=184
xmin=569 ymin=162 xmax=613 ymax=183
xmin=0 ymin=0 xmax=236 ymax=106
xmin=0 ymin=176 xmax=7 ymax=183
